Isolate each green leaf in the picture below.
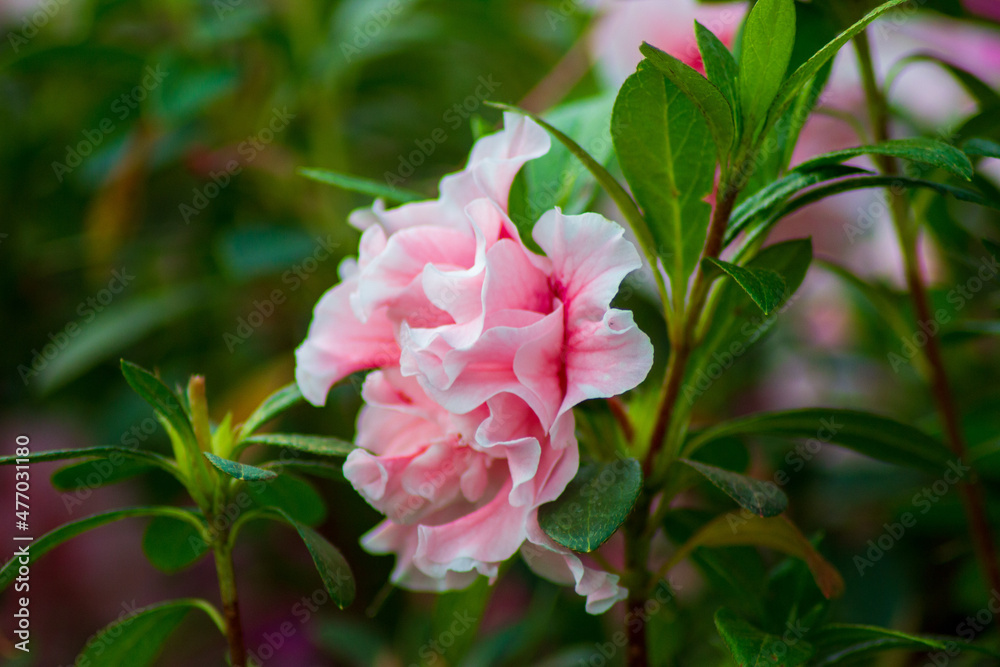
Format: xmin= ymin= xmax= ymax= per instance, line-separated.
xmin=695 ymin=21 xmax=739 ymax=124
xmin=703 ymin=258 xmax=787 ymax=315
xmin=203 ymin=452 xmax=276 ymax=481
xmin=0 ymin=507 xmax=203 ymax=591
xmin=768 ymin=0 xmax=909 ymax=133
xmin=725 ymin=165 xmax=870 ymax=246
xmin=639 ymin=41 xmax=735 ymax=160
xmin=668 ymin=514 xmax=844 ymax=600
xmin=51 ymin=458 xmax=159 ymax=491
xmin=76 ymin=599 xmax=222 ymax=666
xmin=739 ymin=0 xmax=796 ymax=135
xmin=431 ymin=577 xmax=490 ymax=665
xmin=680 ymin=458 xmax=788 ymax=517
xmin=715 ymin=608 xmax=815 ymax=667
xmin=35 ymin=286 xmax=205 ymax=394
xmin=612 ymin=63 xmax=715 ymax=296
xmin=485 ymin=102 xmax=655 ymax=273
xmin=684 ymin=239 xmax=812 ymax=403
xmin=964 ymin=137 xmax=1000 ymax=160
xmin=120 ymin=361 xmax=197 ymax=446
xmin=264 ymin=460 xmax=345 ymax=481
xmin=238 ymin=433 xmax=355 ymax=458
xmin=248 ymin=473 xmax=327 ymax=526
xmin=0 ymin=446 xmax=179 ymax=478
xmin=298 ymin=167 xmax=423 ymax=204
xmin=740 ymin=174 xmax=1000 ymax=254
xmin=537 ymin=458 xmax=643 ymax=552
xmin=807 ymin=624 xmax=1000 ymax=665
xmin=142 ymin=516 xmax=209 ymax=573
xmin=512 ymin=94 xmax=616 ymax=226
xmin=684 ymin=408 xmax=955 ymax=473
xmin=240 ymin=382 xmax=303 ymax=440
xmin=795 ymin=138 xmax=975 ymax=181
xmin=262 ymin=508 xmax=355 ymax=608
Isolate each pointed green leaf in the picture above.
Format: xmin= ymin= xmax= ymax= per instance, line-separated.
xmin=120 ymin=361 xmax=197 ymax=447
xmin=684 ymin=408 xmax=955 ymax=473
xmin=739 ymin=0 xmax=796 ymax=135
xmin=810 ymin=624 xmax=1000 ymax=665
xmin=52 ymin=458 xmax=159 ymax=491
xmin=0 ymin=507 xmax=203 ymax=591
xmin=142 ymin=515 xmax=209 ymax=573
xmin=298 ymin=167 xmax=423 ymax=204
xmin=964 ymin=137 xmax=1000 ymax=160
xmin=76 ymin=599 xmax=223 ymax=666
xmin=239 ymin=383 xmax=304 ymax=439
xmin=238 ymin=433 xmax=355 ymax=458
xmin=680 ymin=459 xmax=787 ymax=517
xmin=612 ymin=63 xmax=715 ymax=296
xmin=684 ymin=239 xmax=812 ymax=403
xmin=248 ymin=473 xmax=327 ymax=526
xmin=203 ymin=452 xmax=276 ymax=481
xmin=795 ymin=138 xmax=974 ymax=180
xmin=703 ymin=258 xmax=787 ymax=315
xmin=639 ymin=41 xmax=735 ymax=159
xmin=537 ymin=458 xmax=643 ymax=552
xmin=768 ymin=0 xmax=909 ymax=132
xmin=695 ymin=21 xmax=739 ymax=121
xmin=263 ymin=508 xmax=355 ymax=608
xmin=0 ymin=446 xmax=179 ymax=478
xmin=667 ymin=514 xmax=844 ymax=600
xmin=485 ymin=102 xmax=655 ymax=270
xmin=715 ymin=608 xmax=815 ymax=667
xmin=725 ymin=165 xmax=870 ymax=246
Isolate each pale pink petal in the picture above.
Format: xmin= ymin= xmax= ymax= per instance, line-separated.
xmin=532 ymin=208 xmax=643 ymax=326
xmin=294 ymin=278 xmax=399 ymax=406
xmin=522 ymin=518 xmax=628 ymax=614
xmin=560 ymin=309 xmax=655 ymax=417
xmin=362 ymin=521 xmax=480 ymax=592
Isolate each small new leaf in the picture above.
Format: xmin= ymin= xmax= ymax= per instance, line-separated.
xmin=203 ymin=452 xmax=276 ymax=481
xmin=537 ymin=459 xmax=643 ymax=552
xmin=703 ymin=258 xmax=787 ymax=315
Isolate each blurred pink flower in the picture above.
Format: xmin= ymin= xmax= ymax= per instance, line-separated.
xmin=344 ymin=368 xmax=626 ymax=613
xmin=589 ymin=0 xmax=746 ymax=85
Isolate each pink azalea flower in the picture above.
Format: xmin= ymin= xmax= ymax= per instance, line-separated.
xmin=296 ymin=113 xmax=654 ymax=432
xmin=343 ymin=368 xmax=627 ymax=614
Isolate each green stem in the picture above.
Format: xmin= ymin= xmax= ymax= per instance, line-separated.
xmin=213 ymin=540 xmax=247 ymax=667
xmin=854 ymin=29 xmax=1000 ymax=606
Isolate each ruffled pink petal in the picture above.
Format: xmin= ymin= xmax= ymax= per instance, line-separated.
xmin=522 ymin=518 xmax=628 ymax=614
xmin=415 ymin=479 xmax=530 ymax=575
xmin=362 ymin=521 xmax=481 ymax=592
xmin=294 ymin=278 xmax=399 ymax=406
xmin=560 ymin=309 xmax=655 ymax=417
xmin=532 ymin=208 xmax=643 ymax=326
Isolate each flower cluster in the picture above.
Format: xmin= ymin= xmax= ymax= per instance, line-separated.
xmin=295 ymin=113 xmax=653 ymax=613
